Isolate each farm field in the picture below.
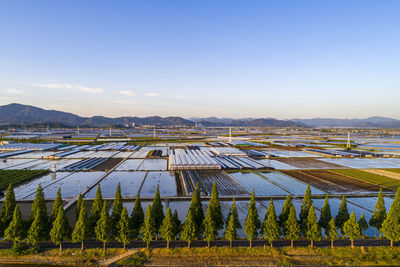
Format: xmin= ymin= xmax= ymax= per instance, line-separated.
xmin=276 ymin=158 xmax=345 ymax=169
xmin=363 ymin=169 xmax=400 ymax=181
xmin=318 ymin=158 xmax=400 ymax=169
xmin=139 ymin=171 xmax=177 ymax=197
xmin=85 ymin=171 xmax=147 ymax=198
xmin=115 ymin=159 xmax=144 ymax=171
xmin=258 ymin=171 xmax=326 ymax=195
xmin=0 ymin=169 xmax=48 ymax=191
xmin=229 ymin=172 xmax=288 ymax=196
xmin=91 ymin=157 xmax=123 ymax=171
xmin=386 ymin=169 xmax=400 ymax=174
xmin=332 ymin=169 xmax=400 ymax=190
xmin=196 ymin=171 xmax=249 ymax=196
xmin=256 ymin=159 xmax=298 ymax=170
xmin=137 ymin=159 xmax=167 ymax=171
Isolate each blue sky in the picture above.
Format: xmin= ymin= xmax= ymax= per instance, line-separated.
xmin=0 ymin=0 xmax=399 ymax=119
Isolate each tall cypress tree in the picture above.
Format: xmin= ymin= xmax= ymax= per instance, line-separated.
xmin=27 ymin=209 xmax=45 ymax=249
xmin=306 ymin=204 xmax=321 ymax=248
xmin=111 ymin=183 xmax=123 ymax=239
xmin=95 ymin=200 xmax=111 ymax=251
xmin=369 ymin=188 xmax=386 ymax=238
xmin=172 ymin=210 xmax=181 ymax=239
xmin=4 ymin=204 xmax=24 ymax=248
xmin=247 ymin=189 xmax=260 ymax=229
xmin=141 ymin=205 xmax=156 ymax=249
xmin=299 ymin=185 xmax=313 ymax=236
xmin=318 ymin=195 xmax=332 ymax=237
xmin=209 ymin=180 xmax=223 ymax=230
xmin=382 ymin=205 xmax=400 ymax=247
xmin=279 ymin=195 xmax=293 ymax=229
xmin=188 ymin=183 xmax=204 ymax=238
xmin=130 ymin=194 xmax=144 ymax=239
xmin=343 ymin=212 xmax=360 ymax=248
xmin=224 ymin=214 xmax=237 ymax=248
xmin=118 ymin=206 xmax=132 ymax=250
xmin=358 ymin=213 xmax=368 ymax=239
xmin=151 ymin=184 xmax=164 ymax=240
xmin=75 ymin=194 xmax=83 ymax=221
xmin=244 ymin=198 xmax=259 ymax=249
xmin=50 ymin=206 xmax=71 ymax=253
xmin=72 ymin=199 xmax=89 ymax=251
xmin=160 ymin=207 xmax=176 ymax=249
xmin=327 ymin=218 xmax=338 ymax=248
xmin=30 ymin=184 xmax=50 ymax=240
xmin=181 ymin=209 xmax=196 ymax=248
xmin=262 ymin=199 xmax=280 ymax=248
xmin=203 ymin=204 xmax=217 ymax=248
xmin=90 ymin=185 xmax=103 ymax=237
xmin=51 ymin=188 xmax=63 ymax=222
xmin=0 ymin=184 xmax=16 ymax=235
xmin=226 ymin=198 xmax=241 ymax=229
xmin=285 ymin=206 xmax=300 ymax=248
xmin=335 ymin=196 xmax=350 ymax=234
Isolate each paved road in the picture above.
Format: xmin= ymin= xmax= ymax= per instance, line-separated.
xmin=0 ymin=238 xmax=395 ymax=250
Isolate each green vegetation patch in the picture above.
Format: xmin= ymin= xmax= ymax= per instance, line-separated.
xmin=332 ymin=169 xmax=400 ymax=189
xmin=386 ymin=169 xmax=400 ymax=174
xmin=0 ymin=169 xmax=48 ymax=191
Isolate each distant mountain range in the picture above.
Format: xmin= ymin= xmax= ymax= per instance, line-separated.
xmin=0 ymin=103 xmax=399 ymax=128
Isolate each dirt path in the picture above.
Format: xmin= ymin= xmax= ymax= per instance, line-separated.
xmin=363 ymin=169 xmax=400 ymax=180
xmin=97 ymin=248 xmax=138 ymax=266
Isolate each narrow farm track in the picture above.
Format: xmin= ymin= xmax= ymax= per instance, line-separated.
xmin=97 ymin=249 xmax=138 ymax=266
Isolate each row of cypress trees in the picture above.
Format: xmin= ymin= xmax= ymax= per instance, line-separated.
xmin=0 ymin=181 xmax=396 ymax=250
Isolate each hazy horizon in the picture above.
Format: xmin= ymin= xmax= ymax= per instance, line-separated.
xmin=1 ymin=1 xmax=399 ymax=119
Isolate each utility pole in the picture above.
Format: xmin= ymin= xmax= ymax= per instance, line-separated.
xmin=229 ymin=127 xmax=232 ymax=143
xmin=345 ymin=132 xmax=352 ymax=150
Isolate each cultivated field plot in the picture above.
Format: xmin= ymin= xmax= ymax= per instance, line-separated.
xmin=0 ymin=158 xmax=38 ymax=169
xmin=86 ymin=151 xmax=119 ymax=158
xmin=256 ymin=159 xmax=298 ymax=170
xmin=282 ymin=170 xmax=383 ymax=194
xmin=229 ymin=172 xmax=288 ymax=196
xmin=258 ymin=172 xmax=326 ymax=195
xmin=3 ymin=159 xmax=78 ymax=171
xmin=91 ymin=158 xmax=124 ymax=171
xmin=24 ymin=171 xmax=105 ymax=199
xmin=130 ymin=148 xmax=151 ymax=158
xmin=139 ymin=171 xmax=177 ymax=197
xmin=64 ymin=151 xmax=96 ymax=159
xmin=195 ymin=171 xmax=249 ymax=196
xmin=332 ymin=169 xmax=400 ymax=190
xmin=13 ymin=172 xmax=71 ymax=199
xmin=137 ymin=159 xmax=167 ymax=171
xmin=112 ymin=151 xmax=134 ymax=158
xmin=115 ymin=159 xmax=144 ymax=171
xmin=267 ymin=150 xmax=321 ymax=158
xmin=9 ymin=151 xmax=55 ymax=159
xmin=318 ymin=158 xmax=400 ymax=169
xmin=85 ymin=171 xmax=147 ymax=198
xmin=276 ymin=158 xmax=345 ymax=169
xmin=363 ymin=169 xmax=400 ymax=181
xmin=346 ymin=197 xmax=394 ymax=213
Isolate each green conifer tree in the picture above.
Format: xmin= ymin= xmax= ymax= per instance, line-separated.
xmin=382 ymin=197 xmax=400 ymax=247
xmin=224 ymin=214 xmax=237 ymax=248
xmin=111 ymin=182 xmax=123 ymax=239
xmin=151 ymin=184 xmax=164 ymax=240
xmin=30 ymin=184 xmax=50 ymax=238
xmin=160 ymin=207 xmax=176 ymax=249
xmin=306 ymin=204 xmax=321 ymax=248
xmin=130 ymin=194 xmax=144 ymax=239
xmin=95 ymin=200 xmax=111 ymax=251
xmin=27 ymin=209 xmax=45 ymax=248
xmin=262 ymin=199 xmax=280 ymax=248
xmin=203 ymin=204 xmax=217 ymax=248
xmin=335 ymin=196 xmax=350 ymax=234
xmin=72 ymin=199 xmax=89 ymax=251
xmin=343 ymin=212 xmax=360 ymax=248
xmin=244 ymin=200 xmax=259 ymax=249
xmin=188 ymin=183 xmax=204 ymax=238
xmin=4 ymin=204 xmax=24 ymax=248
xmin=90 ymin=185 xmax=103 ymax=237
xmin=299 ymin=185 xmax=313 ymax=235
xmin=181 ymin=209 xmax=197 ymax=248
xmin=285 ymin=206 xmax=300 ymax=248
xmin=279 ymin=195 xmax=293 ymax=230
xmin=247 ymin=189 xmax=260 ymax=229
xmin=358 ymin=213 xmax=368 ymax=239
xmin=327 ymin=218 xmax=338 ymax=248
xmin=369 ymin=188 xmax=386 ymax=238
xmin=318 ymin=195 xmax=332 ymax=237
xmin=50 ymin=188 xmax=63 ymax=222
xmin=209 ymin=180 xmax=223 ymax=230
xmin=50 ymin=206 xmax=71 ymax=253
xmin=0 ymin=184 xmax=16 ymax=235
xmin=75 ymin=194 xmax=83 ymax=221
xmin=141 ymin=205 xmax=156 ymax=249
xmin=118 ymin=206 xmax=132 ymax=250
xmin=226 ymin=198 xmax=241 ymax=229
xmin=172 ymin=210 xmax=181 ymax=239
